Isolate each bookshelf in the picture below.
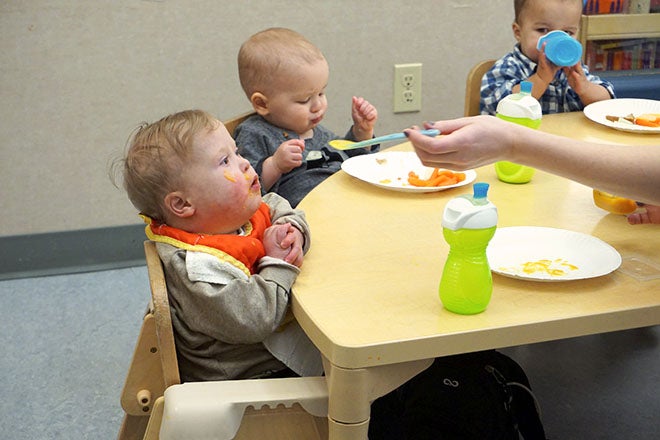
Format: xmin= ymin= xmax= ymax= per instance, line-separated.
xmin=579 ymin=13 xmax=660 ymax=71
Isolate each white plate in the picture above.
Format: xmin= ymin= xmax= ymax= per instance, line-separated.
xmin=341 ymin=152 xmax=476 ymax=193
xmin=487 ymin=226 xmax=621 ymax=282
xmin=583 ymin=98 xmax=660 ymax=134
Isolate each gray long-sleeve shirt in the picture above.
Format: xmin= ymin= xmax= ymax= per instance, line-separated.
xmin=234 ymin=115 xmax=376 ymax=207
xmin=155 ymin=193 xmax=312 ymax=382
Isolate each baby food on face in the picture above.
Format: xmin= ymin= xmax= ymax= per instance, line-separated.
xmin=224 ymin=171 xmax=237 ymax=182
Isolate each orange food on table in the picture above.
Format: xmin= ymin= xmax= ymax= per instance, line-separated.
xmin=408 ymin=169 xmax=466 ymax=187
xmin=592 ymin=189 xmax=637 ymax=215
xmin=634 ymin=113 xmax=660 ymax=128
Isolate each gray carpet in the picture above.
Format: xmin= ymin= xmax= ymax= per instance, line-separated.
xmin=0 ymin=267 xmax=148 ymax=440
xmin=0 ymin=267 xmax=658 ymax=439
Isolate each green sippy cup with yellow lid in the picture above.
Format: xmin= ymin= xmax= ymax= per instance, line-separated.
xmin=495 ymin=81 xmax=541 ymax=184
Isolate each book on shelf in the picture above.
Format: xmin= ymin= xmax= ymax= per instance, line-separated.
xmin=583 ymin=0 xmax=630 ymax=14
xmin=583 ymin=0 xmax=659 ymax=14
xmin=585 ymin=38 xmax=659 ymax=71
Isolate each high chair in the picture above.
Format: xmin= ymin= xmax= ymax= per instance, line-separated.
xmin=224 ymin=110 xmax=256 ymax=136
xmin=117 ymin=241 xmax=328 ymax=440
xmin=464 ymin=59 xmax=496 ymax=116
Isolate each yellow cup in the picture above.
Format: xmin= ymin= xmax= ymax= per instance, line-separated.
xmin=592 ymin=189 xmax=637 ymax=215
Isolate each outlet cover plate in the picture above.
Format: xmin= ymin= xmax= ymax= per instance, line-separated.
xmin=393 ymin=63 xmax=422 ymax=113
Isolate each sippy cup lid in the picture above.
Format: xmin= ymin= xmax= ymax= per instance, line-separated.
xmin=496 ymin=83 xmax=542 ymax=120
xmin=473 ymin=182 xmax=490 ymax=200
xmin=442 ymin=183 xmax=498 ymax=230
xmin=520 ymin=81 xmax=532 ymax=95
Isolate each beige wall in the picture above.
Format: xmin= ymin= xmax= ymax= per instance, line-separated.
xmin=0 ymin=0 xmax=514 ymax=236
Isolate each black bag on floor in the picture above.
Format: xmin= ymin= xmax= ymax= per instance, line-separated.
xmin=369 ymin=350 xmax=547 ymax=440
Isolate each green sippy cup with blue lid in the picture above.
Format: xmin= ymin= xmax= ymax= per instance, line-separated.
xmin=439 ymin=182 xmax=498 ymax=315
xmin=495 ymin=81 xmax=541 ymax=184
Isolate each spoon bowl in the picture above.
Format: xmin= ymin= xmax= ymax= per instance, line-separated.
xmin=329 ymin=129 xmax=439 ymax=151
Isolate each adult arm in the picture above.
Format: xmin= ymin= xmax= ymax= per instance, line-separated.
xmin=405 ymin=115 xmax=660 ymax=205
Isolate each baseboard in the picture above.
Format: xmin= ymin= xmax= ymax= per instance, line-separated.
xmin=0 ymin=224 xmax=147 ymax=281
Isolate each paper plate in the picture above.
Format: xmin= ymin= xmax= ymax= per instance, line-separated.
xmin=341 ymin=152 xmax=476 ymax=193
xmin=583 ymin=98 xmax=660 ymax=134
xmin=487 ymin=226 xmax=621 ymax=282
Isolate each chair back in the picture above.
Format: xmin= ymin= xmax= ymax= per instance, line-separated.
xmin=144 ymin=240 xmax=180 ymax=386
xmin=464 ymin=59 xmax=496 ymax=116
xmin=118 ymin=240 xmax=328 ymax=440
xmin=117 ymin=240 xmax=180 ymax=439
xmin=119 ymin=241 xmax=180 ymax=414
xmin=224 ymin=111 xmax=256 ymax=137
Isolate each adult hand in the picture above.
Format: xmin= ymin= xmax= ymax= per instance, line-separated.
xmin=627 ymin=205 xmax=660 ymax=225
xmin=405 ymin=115 xmax=516 ymax=170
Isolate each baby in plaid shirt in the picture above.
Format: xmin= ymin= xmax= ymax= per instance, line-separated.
xmin=481 ymin=0 xmax=614 ymax=115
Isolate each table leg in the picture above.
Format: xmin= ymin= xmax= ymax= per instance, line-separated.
xmin=322 ymin=357 xmax=433 ymax=440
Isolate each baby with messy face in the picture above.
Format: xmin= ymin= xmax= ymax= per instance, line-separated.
xmin=121 ymin=109 xmax=305 ymax=266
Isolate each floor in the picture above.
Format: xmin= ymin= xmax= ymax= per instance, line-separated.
xmin=0 ymin=267 xmax=658 ymax=440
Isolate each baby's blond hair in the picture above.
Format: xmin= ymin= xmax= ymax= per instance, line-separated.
xmin=237 ymin=27 xmax=326 ymax=98
xmin=112 ymin=109 xmax=219 ymax=221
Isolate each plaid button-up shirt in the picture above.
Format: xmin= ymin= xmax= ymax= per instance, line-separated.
xmin=480 ymin=44 xmax=615 ymax=115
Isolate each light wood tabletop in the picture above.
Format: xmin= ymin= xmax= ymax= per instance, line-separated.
xmin=294 ymin=111 xmax=660 ymax=439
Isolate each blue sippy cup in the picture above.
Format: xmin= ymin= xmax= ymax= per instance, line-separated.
xmin=537 ymin=31 xmax=582 ymax=67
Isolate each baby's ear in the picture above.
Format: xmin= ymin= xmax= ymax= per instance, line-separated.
xmin=164 ymin=191 xmax=194 ymax=218
xmin=250 ymin=92 xmax=270 ymax=116
xmin=512 ymin=22 xmax=521 ymax=42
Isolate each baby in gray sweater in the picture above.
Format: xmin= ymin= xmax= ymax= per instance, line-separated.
xmin=235 ymin=27 xmax=379 ymax=206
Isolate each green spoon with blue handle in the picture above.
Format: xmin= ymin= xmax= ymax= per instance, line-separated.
xmin=328 ymin=128 xmax=440 ymax=151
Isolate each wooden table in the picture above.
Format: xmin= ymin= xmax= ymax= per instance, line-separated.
xmin=294 ymin=111 xmax=660 ymax=439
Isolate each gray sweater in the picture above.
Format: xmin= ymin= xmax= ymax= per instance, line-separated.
xmin=235 ymin=115 xmax=377 ymax=207
xmin=155 ymin=193 xmax=313 ymax=382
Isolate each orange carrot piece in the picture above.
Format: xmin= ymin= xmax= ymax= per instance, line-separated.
xmin=408 ymin=168 xmax=465 ymax=187
xmin=634 ymin=114 xmax=660 ymax=128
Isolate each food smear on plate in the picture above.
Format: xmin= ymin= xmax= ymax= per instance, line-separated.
xmin=605 ymin=113 xmax=660 ymax=128
xmin=498 ymin=259 xmax=579 ymax=277
xmin=408 ymin=169 xmax=466 ymax=187
xmin=501 ymin=258 xmax=579 ymax=277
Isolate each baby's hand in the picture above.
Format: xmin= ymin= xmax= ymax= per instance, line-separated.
xmin=563 ymin=63 xmax=589 ymax=95
xmin=263 ymin=223 xmax=305 ymax=267
xmin=272 ymin=139 xmax=305 ymax=173
xmin=351 ymin=96 xmax=378 ymax=141
xmin=536 ymin=44 xmax=561 ymax=85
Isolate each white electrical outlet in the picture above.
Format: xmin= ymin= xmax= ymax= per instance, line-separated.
xmin=393 ymin=63 xmax=422 ymax=113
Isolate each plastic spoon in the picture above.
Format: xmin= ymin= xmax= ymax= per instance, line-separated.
xmin=328 ymin=128 xmax=439 ymax=151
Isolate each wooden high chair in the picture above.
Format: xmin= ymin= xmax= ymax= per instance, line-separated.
xmin=117 ymin=241 xmax=328 ymax=440
xmin=224 ymin=110 xmax=256 ymax=136
xmin=464 ymin=59 xmax=496 ymax=116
